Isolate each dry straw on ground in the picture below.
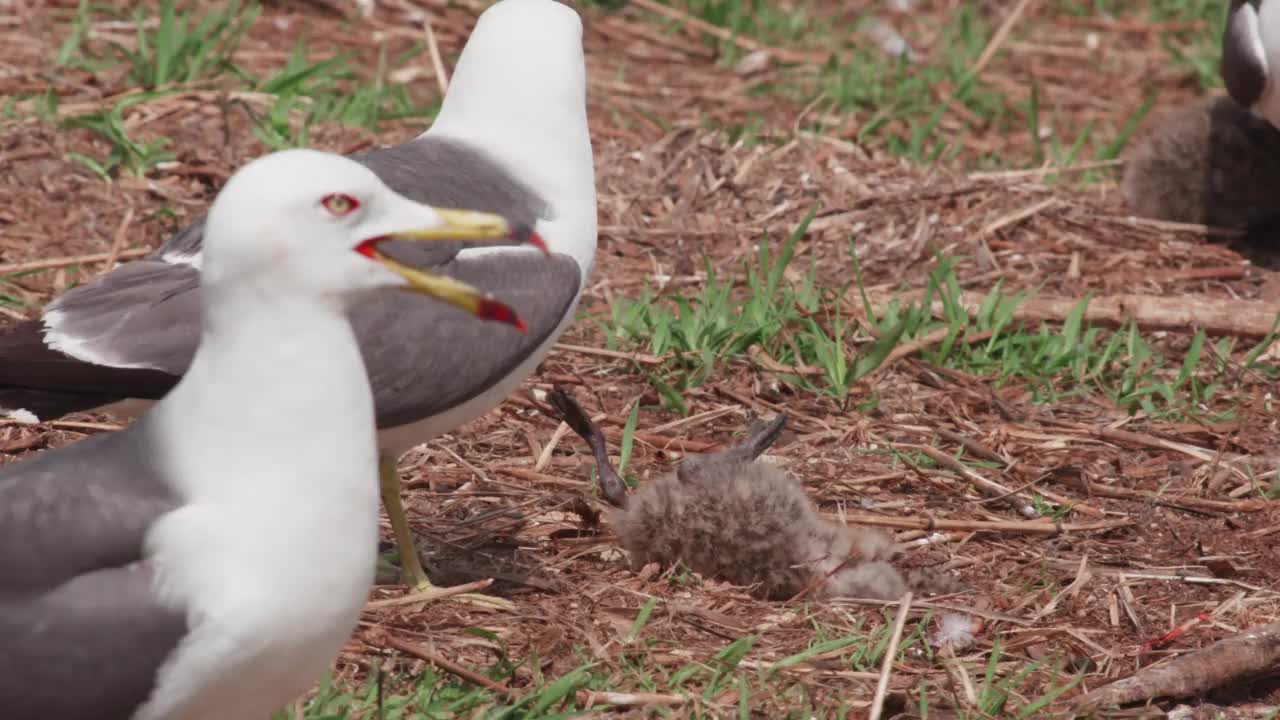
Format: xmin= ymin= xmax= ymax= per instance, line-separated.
xmin=1 ymin=0 xmax=1278 ymax=715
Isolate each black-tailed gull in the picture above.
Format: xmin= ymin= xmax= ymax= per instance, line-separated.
xmin=0 ymin=0 xmax=595 ymax=594
xmin=0 ymin=148 xmax=544 ymax=718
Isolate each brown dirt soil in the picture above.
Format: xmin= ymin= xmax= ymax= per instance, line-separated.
xmin=2 ymin=1 xmax=1279 ymax=717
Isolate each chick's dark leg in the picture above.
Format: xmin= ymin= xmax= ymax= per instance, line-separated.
xmin=546 ymin=387 xmax=629 ymax=508
xmin=676 ymin=414 xmax=787 ymax=483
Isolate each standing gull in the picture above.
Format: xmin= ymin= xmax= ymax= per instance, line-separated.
xmin=1222 ymin=0 xmax=1280 ymax=126
xmin=0 ymin=149 xmax=541 ymax=719
xmin=0 ymin=0 xmax=596 ymax=592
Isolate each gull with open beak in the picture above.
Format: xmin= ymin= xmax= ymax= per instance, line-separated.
xmin=0 ymin=148 xmax=545 ymax=720
xmin=0 ymin=0 xmax=595 ymax=604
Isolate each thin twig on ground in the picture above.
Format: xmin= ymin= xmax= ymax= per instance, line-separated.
xmin=384 ymin=637 xmax=515 ymax=699
xmin=97 ymin=206 xmax=134 ymax=279
xmin=869 ymin=591 xmax=913 ymax=720
xmin=878 ymin=290 xmax=1280 ymax=339
xmin=0 ymin=248 xmax=151 ymax=275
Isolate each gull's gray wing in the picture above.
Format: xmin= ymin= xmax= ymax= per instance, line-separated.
xmin=356 ymin=250 xmax=582 ymax=428
xmin=0 ymin=263 xmax=196 ymax=419
xmin=0 ymin=135 xmax=568 ymax=425
xmin=0 ymin=417 xmax=186 ymax=718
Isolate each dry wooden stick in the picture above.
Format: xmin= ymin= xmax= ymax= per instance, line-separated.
xmin=1056 ymin=473 xmax=1270 ymax=513
xmin=1073 ymin=619 xmax=1280 ymax=711
xmin=1050 ymin=421 xmax=1254 ymax=484
xmin=980 ymin=196 xmax=1057 ymax=237
xmin=869 ymin=592 xmax=914 ymax=720
xmin=898 ymin=427 xmax=1102 ymax=516
xmin=422 ymin=17 xmax=449 ymax=96
xmin=1148 ymin=265 xmax=1248 ymax=283
xmin=914 ymin=444 xmax=1040 ymax=519
xmin=384 ymin=636 xmax=515 ymax=699
xmin=872 ymin=290 xmax=1280 ymax=338
xmin=627 ymin=428 xmax=718 ymax=453
xmin=967 ymin=158 xmax=1122 ymax=181
xmin=833 ymin=514 xmax=1132 ymax=536
xmin=647 ymin=406 xmax=739 ymax=435
xmin=1102 ymin=214 xmax=1244 ymax=239
xmin=969 ymin=0 xmax=1035 ymax=79
xmin=17 ymin=85 xmax=288 ymax=119
xmin=864 ymin=328 xmax=997 ymax=381
xmin=935 ymin=0 xmax=1033 ymax=122
xmin=1050 ymin=421 xmax=1219 ymax=464
xmin=492 ymin=466 xmax=591 ymax=490
xmin=1042 ymin=560 xmax=1268 ymax=590
xmin=997 ymin=293 xmax=1280 ymax=338
xmin=746 ymin=345 xmax=825 ymax=377
xmin=0 ymin=247 xmax=150 ymax=275
xmin=933 ymin=427 xmax=1008 ymax=464
xmin=552 ymin=341 xmax=664 ymax=365
xmin=98 ymin=206 xmax=135 ymax=279
xmin=0 ymin=418 xmax=128 ymax=433
xmin=533 ymin=419 xmax=574 ymax=473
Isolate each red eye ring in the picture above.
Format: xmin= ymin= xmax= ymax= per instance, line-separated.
xmin=321 ymin=193 xmax=360 ymax=217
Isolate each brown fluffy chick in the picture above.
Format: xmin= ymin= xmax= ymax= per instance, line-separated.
xmin=546 ymin=388 xmax=961 ymax=602
xmin=1124 ymin=96 xmax=1280 ymax=228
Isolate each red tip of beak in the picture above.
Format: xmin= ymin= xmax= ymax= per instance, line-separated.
xmin=477 ymin=298 xmax=528 ymax=334
xmin=526 ymin=232 xmax=549 ymax=255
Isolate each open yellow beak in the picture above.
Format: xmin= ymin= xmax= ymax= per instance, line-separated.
xmin=359 ymin=207 xmax=547 ymax=333
xmin=389 ymin=209 xmax=547 ymax=249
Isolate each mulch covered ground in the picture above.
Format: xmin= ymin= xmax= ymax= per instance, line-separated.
xmin=2 ymin=1 xmax=1279 ymax=717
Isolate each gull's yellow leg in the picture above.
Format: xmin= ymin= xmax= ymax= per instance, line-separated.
xmin=379 ymin=455 xmax=433 ymax=588
xmin=377 ymin=454 xmax=513 ymax=609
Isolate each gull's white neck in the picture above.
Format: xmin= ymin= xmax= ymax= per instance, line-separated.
xmin=160 ymin=284 xmax=379 ymax=517
xmin=139 ymin=281 xmax=381 ymax=720
xmin=149 ymin=281 xmax=381 ymax=591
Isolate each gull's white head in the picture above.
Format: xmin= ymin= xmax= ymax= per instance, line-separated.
xmin=432 ymin=0 xmax=586 ymax=135
xmin=1223 ymin=0 xmax=1280 ymax=127
xmin=426 ymin=0 xmax=596 ymax=280
xmin=202 ymin=148 xmax=542 ymax=326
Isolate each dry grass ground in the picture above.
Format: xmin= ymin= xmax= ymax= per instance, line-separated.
xmin=2 ymin=0 xmax=1279 ymax=717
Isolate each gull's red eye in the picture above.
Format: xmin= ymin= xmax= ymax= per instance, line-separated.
xmin=321 ymin=193 xmax=360 ymax=217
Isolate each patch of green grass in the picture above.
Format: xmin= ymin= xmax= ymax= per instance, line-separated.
xmin=59 ymin=0 xmax=258 ymax=88
xmin=603 ymin=210 xmax=899 ymax=411
xmin=1148 ymin=0 xmax=1230 ymax=91
xmin=604 ymin=216 xmax=1273 ymax=421
xmin=0 ymin=272 xmax=44 ymax=313
xmin=248 ymin=42 xmax=436 ymax=150
xmin=616 ymin=2 xmax=1019 ymax=165
xmin=594 ymin=0 xmax=817 ymax=56
xmin=63 ymin=92 xmax=177 ymax=179
xmin=865 ymin=254 xmax=1273 ymax=422
xmin=823 ymin=8 xmax=1005 ymax=164
xmin=624 ymin=2 xmax=1230 ymax=170
xmin=51 ymin=0 xmax=437 ymax=175
xmin=668 ymin=0 xmax=815 ymax=55
xmin=286 ymin=615 xmax=1085 ymax=718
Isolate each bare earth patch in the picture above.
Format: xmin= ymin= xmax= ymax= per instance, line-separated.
xmin=2 ymin=1 xmax=1278 ymax=717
